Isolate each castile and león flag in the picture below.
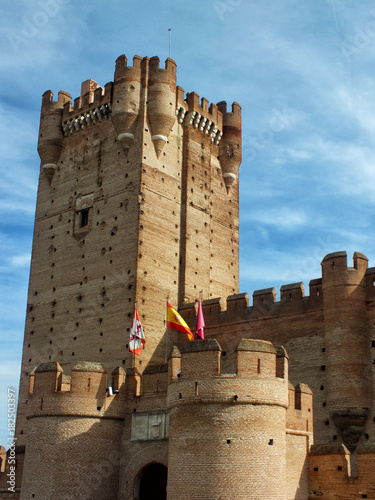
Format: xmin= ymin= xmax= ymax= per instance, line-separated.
xmin=129 ymin=306 xmax=146 ymax=355
xmin=130 ymin=299 xmax=205 ymax=356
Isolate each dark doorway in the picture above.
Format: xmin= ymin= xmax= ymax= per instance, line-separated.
xmin=138 ymin=463 xmax=167 ymax=500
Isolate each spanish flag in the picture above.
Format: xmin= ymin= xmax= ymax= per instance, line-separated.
xmin=166 ymin=301 xmax=194 ymax=341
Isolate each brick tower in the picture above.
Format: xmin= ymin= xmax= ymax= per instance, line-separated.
xmin=2 ymin=52 xmax=374 ymax=500
xmin=14 ymin=55 xmax=242 ymax=449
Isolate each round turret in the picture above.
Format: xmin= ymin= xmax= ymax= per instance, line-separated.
xmin=217 ymin=101 xmax=242 ymax=192
xmin=21 ymin=361 xmax=123 ymax=499
xmin=167 ymin=339 xmax=289 ymax=499
xmin=147 ymin=56 xmax=177 ymax=157
xmin=112 ymin=54 xmax=142 ymax=153
xmin=38 ymin=89 xmax=71 ymax=184
xmin=321 ymin=251 xmax=371 ymax=452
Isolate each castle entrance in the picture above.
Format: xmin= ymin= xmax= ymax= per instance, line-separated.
xmin=135 ymin=463 xmax=168 ymax=500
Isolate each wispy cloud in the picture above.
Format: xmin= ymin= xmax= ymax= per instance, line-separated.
xmin=2 ymin=0 xmax=375 ymax=449
xmin=242 ymin=207 xmax=309 ymax=232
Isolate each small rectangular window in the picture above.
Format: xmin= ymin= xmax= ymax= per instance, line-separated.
xmin=80 ymin=209 xmax=89 ymax=228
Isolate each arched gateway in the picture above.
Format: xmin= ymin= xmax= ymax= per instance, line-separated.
xmin=135 ymin=463 xmax=168 ymax=500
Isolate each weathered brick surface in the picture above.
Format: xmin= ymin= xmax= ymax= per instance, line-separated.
xmin=308 ymin=444 xmax=375 ymax=499
xmin=1 ymin=53 xmax=374 ymax=499
xmin=166 ymin=339 xmax=310 ymax=500
xmin=14 ymin=55 xmax=241 ymax=450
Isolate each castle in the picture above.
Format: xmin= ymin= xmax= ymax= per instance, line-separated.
xmin=0 ymin=53 xmax=374 ymax=500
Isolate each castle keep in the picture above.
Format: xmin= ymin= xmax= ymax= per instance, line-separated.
xmin=0 ymin=54 xmax=374 ymax=499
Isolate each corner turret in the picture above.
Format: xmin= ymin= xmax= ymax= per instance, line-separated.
xmin=112 ymin=54 xmax=142 ymax=153
xmin=37 ymin=89 xmax=71 ymax=183
xmin=217 ymin=101 xmax=242 ymax=192
xmin=21 ymin=361 xmax=124 ymax=499
xmin=147 ymin=56 xmax=177 ymax=157
xmin=321 ymin=251 xmax=371 ymax=452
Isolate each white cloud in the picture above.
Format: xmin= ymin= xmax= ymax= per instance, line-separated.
xmin=2 ymin=0 xmax=375 ymax=449
xmin=242 ymin=207 xmax=309 ymax=231
xmin=9 ymin=254 xmax=31 ymax=268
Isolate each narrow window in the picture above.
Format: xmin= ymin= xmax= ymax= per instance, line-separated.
xmin=195 ymin=382 xmax=198 ymax=396
xmin=80 ymin=208 xmax=89 ymax=228
xmin=257 ymin=359 xmax=261 ymax=374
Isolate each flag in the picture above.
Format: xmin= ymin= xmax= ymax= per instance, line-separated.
xmin=166 ymin=301 xmax=194 ymax=341
xmin=129 ymin=306 xmax=146 ymax=355
xmin=195 ymin=299 xmax=205 ymax=339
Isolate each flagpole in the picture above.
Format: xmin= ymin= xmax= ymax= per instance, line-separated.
xmin=197 ymin=290 xmax=203 ymax=340
xmin=165 ymin=296 xmax=169 ymax=363
xmin=133 ymin=301 xmax=137 ymax=370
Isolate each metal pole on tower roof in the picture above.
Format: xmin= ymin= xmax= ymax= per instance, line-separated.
xmin=168 ymin=29 xmax=172 ymax=58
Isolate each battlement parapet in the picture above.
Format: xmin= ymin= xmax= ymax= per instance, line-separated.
xmin=142 ymin=364 xmax=169 ymax=397
xmin=321 ymin=251 xmax=368 ymax=287
xmin=148 ymin=56 xmax=177 ymax=82
xmin=180 ymin=339 xmax=221 ymax=377
xmin=38 ymin=54 xmax=243 ymax=173
xmin=61 ymin=83 xmax=112 ymax=136
xmin=41 ymin=89 xmax=71 ymax=112
xmin=177 ymin=251 xmax=375 ymax=330
xmin=168 ymin=346 xmax=181 ymax=379
xmin=33 ymin=361 xmax=63 ymax=394
xmin=236 ymin=339 xmax=279 ymax=379
xmin=114 ymin=54 xmax=142 ymax=80
xmin=286 ymin=381 xmax=313 ymax=434
xmin=217 ymin=100 xmax=242 ymax=126
xmin=27 ymin=361 xmax=125 ymax=420
xmin=227 ymin=292 xmax=249 ymax=311
xmin=180 ymin=283 xmax=323 ymax=329
xmin=280 ymin=282 xmax=305 ymax=302
xmin=168 ymin=339 xmax=290 ymax=410
xmin=176 ymin=90 xmax=223 ymax=146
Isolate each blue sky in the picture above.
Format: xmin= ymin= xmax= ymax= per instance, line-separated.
xmin=2 ymin=0 xmax=375 ymax=447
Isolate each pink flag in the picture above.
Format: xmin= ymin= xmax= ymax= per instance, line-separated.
xmin=195 ymin=299 xmax=205 ymax=339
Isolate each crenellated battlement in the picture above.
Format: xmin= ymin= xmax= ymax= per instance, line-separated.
xmin=37 ymin=53 xmax=242 ymax=187
xmin=41 ymin=89 xmax=71 ymax=110
xmin=166 ymin=338 xmax=313 ymax=499
xmin=179 ymin=282 xmax=322 ymax=328
xmin=148 ymin=55 xmax=177 ymax=78
xmin=27 ymin=361 xmax=125 ymax=420
xmin=167 ymin=339 xmax=290 ymax=409
xmin=176 ymin=90 xmax=224 ymax=145
xmin=217 ymin=100 xmax=242 ymax=123
xmin=61 ymin=81 xmax=113 ymax=134
xmin=114 ymin=54 xmax=142 ymax=79
xmin=179 ymin=251 xmax=375 ymax=329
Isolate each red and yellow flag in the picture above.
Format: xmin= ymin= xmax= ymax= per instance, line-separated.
xmin=166 ymin=301 xmax=194 ymax=341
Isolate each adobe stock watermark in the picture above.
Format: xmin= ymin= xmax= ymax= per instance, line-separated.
xmin=70 ymin=449 xmax=124 ymax=498
xmin=340 ymin=10 xmax=375 ymax=61
xmin=8 ymin=0 xmax=68 ymax=54
xmin=243 ymin=106 xmax=292 ymax=163
xmin=213 ymin=0 xmax=243 ymax=21
xmin=7 ymin=387 xmax=17 ymax=493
